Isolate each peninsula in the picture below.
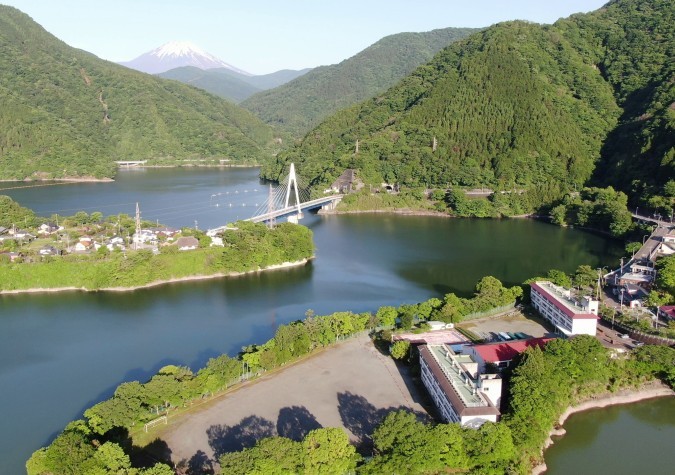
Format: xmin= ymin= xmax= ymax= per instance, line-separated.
xmin=0 ymin=196 xmax=314 ymax=292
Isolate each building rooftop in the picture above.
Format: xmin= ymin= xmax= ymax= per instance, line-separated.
xmin=471 ymin=337 xmax=554 ymax=363
xmin=531 ymin=281 xmax=598 ymax=320
xmin=659 ymin=306 xmax=675 ymax=319
xmin=422 ymin=344 xmax=495 ymax=412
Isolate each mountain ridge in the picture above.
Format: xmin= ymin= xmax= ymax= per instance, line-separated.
xmin=157 ymin=66 xmax=311 ymax=103
xmin=264 ymin=0 xmax=674 ymax=210
xmin=0 ymin=6 xmax=276 ymax=180
xmin=241 ymin=27 xmax=478 ymax=137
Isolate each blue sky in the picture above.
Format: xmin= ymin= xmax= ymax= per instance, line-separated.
xmin=3 ymin=0 xmax=608 ymax=74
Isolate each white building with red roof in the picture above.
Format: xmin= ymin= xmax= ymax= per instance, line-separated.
xmin=530 ymin=281 xmax=599 ymax=336
xmin=464 ymin=337 xmax=554 ymax=373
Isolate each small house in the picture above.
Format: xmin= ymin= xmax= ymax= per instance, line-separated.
xmin=175 ymin=236 xmax=199 ymax=251
xmin=39 ymin=245 xmax=60 ymax=256
xmin=38 ymin=223 xmax=60 ymax=235
xmin=658 ymin=305 xmax=675 ymax=321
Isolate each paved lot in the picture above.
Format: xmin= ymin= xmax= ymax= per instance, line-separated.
xmin=394 ymin=329 xmax=469 ymax=345
xmin=156 ymin=334 xmax=427 ymax=468
xmin=458 ymin=310 xmax=552 ymax=342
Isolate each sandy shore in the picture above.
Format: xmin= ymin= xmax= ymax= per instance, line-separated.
xmin=531 ymin=382 xmax=674 ymax=474
xmin=0 ymin=258 xmax=310 ymax=295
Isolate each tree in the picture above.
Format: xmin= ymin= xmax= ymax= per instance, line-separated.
xmin=302 ymin=428 xmax=359 ymax=474
xmin=546 ymin=269 xmax=572 ymax=288
xmin=376 ymin=306 xmax=398 ymax=327
xmin=389 ymin=340 xmax=410 ymax=360
xmin=625 ymin=241 xmax=642 ymax=256
xmin=573 ymin=265 xmax=598 ymax=290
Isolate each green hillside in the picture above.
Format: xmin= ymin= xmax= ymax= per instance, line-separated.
xmin=0 ymin=6 xmax=276 ymax=180
xmin=158 ymin=66 xmax=310 ymax=103
xmin=158 ymin=66 xmax=262 ymax=103
xmin=237 ymin=68 xmax=312 ymax=90
xmin=264 ymin=0 xmax=673 ymax=209
xmin=241 ymin=27 xmax=477 ymax=137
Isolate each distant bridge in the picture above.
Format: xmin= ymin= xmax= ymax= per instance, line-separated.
xmin=115 ymin=160 xmax=147 ymax=168
xmin=207 ymin=163 xmax=342 ymax=235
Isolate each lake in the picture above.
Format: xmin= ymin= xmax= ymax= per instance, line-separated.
xmin=0 ymin=167 xmax=639 ymax=473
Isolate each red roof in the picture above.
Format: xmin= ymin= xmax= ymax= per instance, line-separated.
xmin=659 ymin=306 xmax=675 ymax=318
xmin=530 ymin=282 xmax=598 ymax=320
xmin=472 ymin=338 xmax=554 ymax=363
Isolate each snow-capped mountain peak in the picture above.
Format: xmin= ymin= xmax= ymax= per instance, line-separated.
xmin=151 ymin=41 xmax=210 ymax=60
xmin=120 ymin=41 xmax=250 ymax=76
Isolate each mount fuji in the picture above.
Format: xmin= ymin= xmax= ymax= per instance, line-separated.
xmin=120 ymin=41 xmax=249 ymax=75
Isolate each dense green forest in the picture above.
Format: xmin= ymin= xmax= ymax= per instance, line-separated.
xmin=0 ymin=6 xmax=276 ymax=180
xmin=242 ymin=27 xmax=476 ymax=137
xmin=264 ymin=0 xmax=674 ymax=212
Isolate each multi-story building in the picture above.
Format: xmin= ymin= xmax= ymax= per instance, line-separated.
xmin=530 ymin=281 xmax=598 ymax=336
xmin=419 ymin=344 xmax=501 ymax=428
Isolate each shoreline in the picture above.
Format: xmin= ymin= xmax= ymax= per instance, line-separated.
xmin=319 ymin=208 xmax=451 ymax=218
xmin=0 ymin=258 xmax=310 ymax=296
xmin=0 ymin=164 xmax=261 ymax=183
xmin=531 ymin=382 xmax=675 ymax=475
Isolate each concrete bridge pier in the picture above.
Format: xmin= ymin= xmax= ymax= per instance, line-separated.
xmin=320 ymin=196 xmax=342 ymax=212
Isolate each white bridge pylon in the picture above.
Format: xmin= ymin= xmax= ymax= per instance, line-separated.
xmin=250 ymin=163 xmax=313 ymax=224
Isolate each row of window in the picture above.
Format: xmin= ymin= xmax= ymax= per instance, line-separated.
xmin=532 ymin=292 xmax=573 ymax=331
xmin=421 ymin=359 xmax=460 ymax=423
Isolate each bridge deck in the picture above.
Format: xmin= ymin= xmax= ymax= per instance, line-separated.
xmin=247 ymin=195 xmax=342 ymax=223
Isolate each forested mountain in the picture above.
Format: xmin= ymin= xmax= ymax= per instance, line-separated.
xmin=158 ymin=66 xmax=310 ymax=103
xmin=0 ymin=6 xmax=276 ymax=180
xmin=265 ymin=0 xmax=673 ymax=209
xmin=241 ymin=27 xmax=477 ymax=137
xmin=158 ymin=66 xmax=261 ymax=103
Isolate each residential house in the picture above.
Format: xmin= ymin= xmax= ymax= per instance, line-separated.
xmin=657 ymin=305 xmax=675 ymax=321
xmin=38 ymin=223 xmax=60 ymax=235
xmin=39 ymin=245 xmax=61 ymax=256
xmin=132 ymin=229 xmax=158 ymax=244
xmin=175 ymin=236 xmax=199 ymax=251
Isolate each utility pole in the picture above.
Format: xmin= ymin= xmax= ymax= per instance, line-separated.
xmin=432 ymin=136 xmax=437 ymax=152
xmin=134 ymin=202 xmax=141 ymax=250
xmin=355 ymin=139 xmax=359 ymax=154
xmin=194 ymin=220 xmax=198 ymax=231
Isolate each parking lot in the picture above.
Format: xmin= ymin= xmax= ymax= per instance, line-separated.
xmin=457 ymin=309 xmax=552 ymax=342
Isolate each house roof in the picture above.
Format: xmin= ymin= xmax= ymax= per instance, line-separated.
xmin=531 ymin=282 xmax=599 ymax=320
xmin=471 ymin=338 xmax=554 ymax=363
xmin=659 ymin=306 xmax=675 ymax=318
xmin=331 ymin=169 xmax=356 ymax=189
xmin=175 ymin=236 xmax=199 ymax=247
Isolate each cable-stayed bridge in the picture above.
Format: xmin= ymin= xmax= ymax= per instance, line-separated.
xmin=208 ymin=164 xmax=342 ymax=235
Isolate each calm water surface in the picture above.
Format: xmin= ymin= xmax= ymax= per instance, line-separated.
xmin=545 ymin=397 xmax=675 ymax=475
xmin=0 ymin=168 xmax=634 ymax=473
